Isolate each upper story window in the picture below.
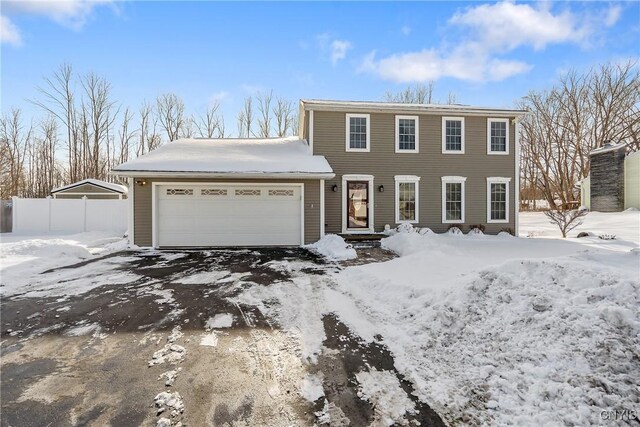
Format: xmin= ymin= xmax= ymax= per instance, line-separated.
xmin=487 ymin=118 xmax=509 ymax=154
xmin=345 ymin=113 xmax=370 ymax=152
xmin=395 ymin=115 xmax=419 ymax=153
xmin=487 ymin=177 xmax=511 ymax=223
xmin=441 ymin=176 xmax=466 ymax=223
xmin=442 ymin=117 xmax=465 ymax=154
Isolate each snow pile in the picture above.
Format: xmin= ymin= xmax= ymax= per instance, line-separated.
xmin=336 ymin=231 xmax=640 ymax=425
xmin=159 ymin=369 xmax=181 ymax=387
xmin=305 ymin=234 xmax=357 ymax=261
xmin=355 ymin=368 xmax=416 ymax=426
xmin=154 ymin=391 xmax=184 ymax=417
xmin=299 ymin=373 xmax=324 ymax=402
xmin=0 ymin=232 xmax=130 ymax=297
xmin=149 ymin=327 xmax=187 ymax=366
xmin=205 ymin=313 xmax=234 ymax=329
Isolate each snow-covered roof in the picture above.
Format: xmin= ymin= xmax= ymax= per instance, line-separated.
xmin=301 ymin=99 xmax=527 ymax=117
xmin=590 ymin=142 xmax=627 ymax=155
xmin=52 ymin=179 xmax=128 ymax=194
xmin=111 ymin=137 xmax=335 ymax=179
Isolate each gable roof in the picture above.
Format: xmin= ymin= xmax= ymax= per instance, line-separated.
xmin=300 ymin=99 xmax=527 ymax=117
xmin=52 ymin=179 xmax=128 ymax=194
xmin=111 ymin=137 xmax=334 ymax=179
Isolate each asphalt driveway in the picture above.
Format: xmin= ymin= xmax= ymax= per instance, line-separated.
xmin=1 ymin=248 xmax=444 ymax=427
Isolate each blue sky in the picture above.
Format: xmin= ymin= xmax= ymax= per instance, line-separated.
xmin=2 ymin=1 xmax=639 ymax=132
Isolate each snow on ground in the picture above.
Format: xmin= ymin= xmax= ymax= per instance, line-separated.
xmin=240 ymin=213 xmax=639 ymax=425
xmin=332 ymin=220 xmax=640 ymax=425
xmin=355 ymin=368 xmax=416 ymax=427
xmin=0 ymin=231 xmax=129 ymax=297
xmin=205 ymin=313 xmax=234 ymax=329
xmin=299 ymin=373 xmax=325 ymax=402
xmin=519 ymin=210 xmax=640 ymax=245
xmin=305 ymin=234 xmax=357 ymax=261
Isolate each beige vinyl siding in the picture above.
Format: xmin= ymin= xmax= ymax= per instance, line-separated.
xmin=314 ymin=111 xmax=517 ymax=234
xmin=133 ymin=178 xmax=320 ymax=246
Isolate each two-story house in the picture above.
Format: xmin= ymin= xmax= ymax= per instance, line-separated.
xmin=112 ymin=99 xmax=525 ymax=247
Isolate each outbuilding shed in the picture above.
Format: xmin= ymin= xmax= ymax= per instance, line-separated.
xmin=51 ymin=179 xmax=128 ymax=200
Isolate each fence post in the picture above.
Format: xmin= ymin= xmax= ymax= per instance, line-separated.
xmin=11 ymin=196 xmax=18 ymax=232
xmin=46 ymin=196 xmax=52 ymax=232
xmin=83 ymin=196 xmax=88 ymax=232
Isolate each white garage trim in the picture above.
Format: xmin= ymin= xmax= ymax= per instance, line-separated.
xmin=151 ymin=182 xmax=304 ymax=248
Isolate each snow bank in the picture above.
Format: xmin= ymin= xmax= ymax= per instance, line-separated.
xmin=0 ymin=232 xmax=129 ymax=297
xmin=356 ymin=368 xmax=416 ymax=426
xmin=305 ymin=234 xmax=357 ymax=261
xmin=336 ymin=229 xmax=640 ymax=425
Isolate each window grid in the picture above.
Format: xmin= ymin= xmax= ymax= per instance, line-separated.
xmin=445 ymin=183 xmax=462 ymax=221
xmin=235 ymin=189 xmax=261 ymax=196
xmin=398 ymin=119 xmax=416 ymax=150
xmin=201 ymin=188 xmax=227 ymax=196
xmin=491 ymin=121 xmax=507 ymax=152
xmin=398 ymin=182 xmax=416 ymax=221
xmin=166 ymin=188 xmax=194 ymax=196
xmin=349 ymin=117 xmax=368 ymax=149
xmin=490 ymin=183 xmax=507 ymax=220
xmin=445 ymin=120 xmax=462 ymax=151
xmin=268 ymin=189 xmax=294 ymax=196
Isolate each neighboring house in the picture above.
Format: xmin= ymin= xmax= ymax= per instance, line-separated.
xmin=112 ymin=99 xmax=526 ymax=248
xmin=580 ymin=143 xmax=640 ymax=211
xmin=51 ymin=179 xmax=128 ymax=200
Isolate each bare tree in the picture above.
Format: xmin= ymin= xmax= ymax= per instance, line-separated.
xmin=385 ymin=82 xmax=434 ymax=104
xmin=30 ymin=63 xmax=78 ymax=181
xmin=273 ymin=98 xmax=295 ymax=137
xmin=157 ymin=93 xmax=186 ymax=141
xmin=117 ymin=107 xmax=135 ymax=165
xmin=237 ymin=96 xmax=254 ymax=138
xmin=138 ymin=102 xmax=161 ymax=156
xmin=544 ymin=209 xmax=588 ymax=238
xmin=519 ymin=60 xmax=640 ymax=210
xmin=0 ymin=109 xmax=33 ymax=198
xmin=256 ymin=90 xmax=273 ymax=138
xmin=194 ymin=103 xmax=224 ymax=138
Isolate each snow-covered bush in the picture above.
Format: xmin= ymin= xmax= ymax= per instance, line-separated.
xmin=447 ymin=226 xmax=463 ymax=235
xmin=305 ymin=234 xmax=357 ymax=261
xmin=417 ymin=227 xmax=433 ymax=236
xmin=395 ymin=223 xmax=415 ymax=233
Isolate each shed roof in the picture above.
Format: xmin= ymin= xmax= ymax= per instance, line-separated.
xmin=52 ymin=179 xmax=128 ymax=194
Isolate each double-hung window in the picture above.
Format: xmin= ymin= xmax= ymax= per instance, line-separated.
xmin=395 ymin=175 xmax=420 ymax=223
xmin=487 ymin=177 xmax=511 ymax=223
xmin=442 ymin=117 xmax=465 ymax=154
xmin=487 ymin=118 xmax=509 ymax=154
xmin=395 ymin=115 xmax=419 ymax=153
xmin=346 ymin=113 xmax=370 ymax=152
xmin=441 ymin=176 xmax=466 ymax=223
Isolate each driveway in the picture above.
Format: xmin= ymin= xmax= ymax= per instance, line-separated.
xmin=1 ymin=248 xmax=444 ymax=427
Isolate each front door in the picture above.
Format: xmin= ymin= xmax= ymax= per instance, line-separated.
xmin=347 ymin=181 xmax=369 ymax=229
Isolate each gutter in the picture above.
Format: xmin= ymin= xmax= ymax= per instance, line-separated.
xmin=109 ymin=170 xmax=336 ymax=180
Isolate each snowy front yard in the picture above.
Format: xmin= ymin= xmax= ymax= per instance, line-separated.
xmin=1 ymin=210 xmax=638 ymax=426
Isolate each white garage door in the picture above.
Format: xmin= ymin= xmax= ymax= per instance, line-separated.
xmin=156 ymin=184 xmax=302 ymax=247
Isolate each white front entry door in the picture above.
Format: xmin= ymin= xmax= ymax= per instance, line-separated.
xmin=156 ymin=184 xmax=302 ymax=247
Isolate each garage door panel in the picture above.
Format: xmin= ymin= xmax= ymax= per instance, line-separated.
xmin=157 ymin=184 xmax=302 ymax=247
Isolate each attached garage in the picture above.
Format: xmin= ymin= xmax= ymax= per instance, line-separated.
xmin=155 ymin=183 xmax=303 ymax=247
xmin=111 ymin=137 xmax=333 ymax=248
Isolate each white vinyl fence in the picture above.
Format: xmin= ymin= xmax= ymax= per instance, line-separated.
xmin=12 ymin=196 xmax=128 ymax=234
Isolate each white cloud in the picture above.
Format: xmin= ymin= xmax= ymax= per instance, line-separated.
xmin=360 ymin=2 xmax=622 ymax=83
xmin=401 ymin=25 xmax=411 ymax=36
xmin=316 ymin=33 xmax=352 ymax=65
xmin=330 ymin=39 xmax=351 ymax=65
xmin=1 ymin=15 xmax=22 ymax=46
xmin=208 ymin=91 xmax=229 ymax=106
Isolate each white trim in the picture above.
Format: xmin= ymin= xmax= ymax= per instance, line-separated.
xmin=151 ymin=182 xmax=305 ymax=248
xmin=320 ymin=179 xmax=325 ymax=237
xmin=110 ymin=171 xmax=335 ymax=179
xmin=514 ymin=117 xmax=521 ymax=235
xmin=345 ymin=113 xmax=371 ymax=152
xmin=441 ymin=176 xmax=466 ymax=224
xmin=52 ymin=192 xmax=123 ymax=197
xmin=395 ymin=115 xmax=419 ymax=153
xmin=487 ymin=118 xmax=510 ymax=155
xmin=128 ymin=178 xmax=134 ymax=246
xmin=309 ymin=110 xmax=314 ymax=153
xmin=394 ymin=175 xmax=420 ymax=224
xmin=486 ymin=177 xmax=511 ymax=223
xmin=341 ymin=174 xmax=375 ymax=234
xmin=441 ymin=117 xmax=465 ymax=154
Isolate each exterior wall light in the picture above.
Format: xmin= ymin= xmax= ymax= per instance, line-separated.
xmin=135 ymin=180 xmax=147 ymax=186
xmin=332 ymin=184 xmax=338 ymax=192
xmin=378 ymin=185 xmax=384 ymax=192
